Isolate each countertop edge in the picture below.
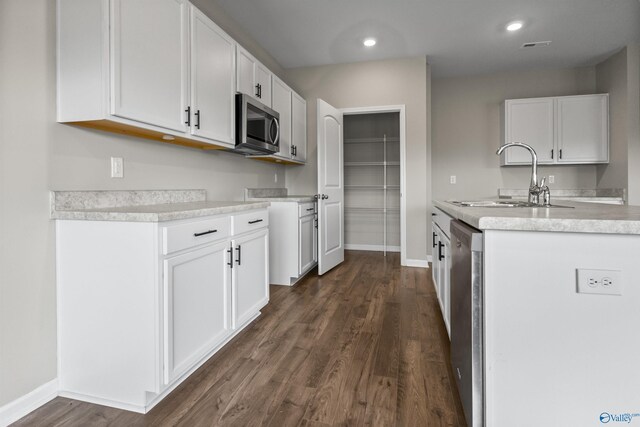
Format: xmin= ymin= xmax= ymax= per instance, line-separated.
xmin=51 ymin=201 xmax=271 ymax=223
xmin=433 ymin=200 xmax=640 ymax=235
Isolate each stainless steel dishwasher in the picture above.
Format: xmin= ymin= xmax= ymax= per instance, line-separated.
xmin=450 ymin=219 xmax=484 ymax=427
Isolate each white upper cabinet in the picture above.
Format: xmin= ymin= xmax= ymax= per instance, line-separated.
xmin=556 ymin=95 xmax=609 ymax=163
xmin=236 ymin=45 xmax=272 ymax=107
xmin=291 ymin=92 xmax=307 ymax=162
xmin=503 ymin=98 xmax=554 ymax=164
xmin=246 ymin=75 xmax=307 ymax=165
xmin=111 ymin=0 xmax=189 ymax=133
xmin=58 ymin=0 xmax=236 ymax=150
xmin=189 ymin=6 xmax=236 ymax=145
xmin=502 ymin=94 xmax=609 ymax=166
xmin=271 ymin=76 xmax=292 ymax=159
xmin=236 ymin=47 xmax=256 ymax=99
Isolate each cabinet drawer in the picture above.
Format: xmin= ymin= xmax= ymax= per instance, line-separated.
xmin=232 ymin=209 xmax=269 ymax=235
xmin=433 ymin=207 xmax=453 ymax=239
xmin=163 ymin=217 xmax=230 ymax=255
xmin=299 ymin=202 xmax=316 ymax=217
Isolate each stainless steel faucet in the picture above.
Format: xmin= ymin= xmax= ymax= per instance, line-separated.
xmin=496 ymin=142 xmax=550 ymax=207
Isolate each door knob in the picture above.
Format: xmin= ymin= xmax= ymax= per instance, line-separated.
xmin=321 ymin=194 xmax=328 ymax=200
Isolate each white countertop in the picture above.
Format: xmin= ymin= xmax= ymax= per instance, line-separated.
xmin=51 ymin=200 xmax=270 ymax=222
xmin=50 ymin=190 xmax=269 ymax=222
xmin=434 ymin=200 xmax=640 ymax=234
xmin=246 ymin=195 xmax=316 ymax=203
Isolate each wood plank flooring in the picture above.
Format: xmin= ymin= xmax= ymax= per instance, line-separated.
xmin=13 ymin=251 xmax=466 ymax=427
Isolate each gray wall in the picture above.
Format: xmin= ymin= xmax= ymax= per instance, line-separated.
xmin=432 ymin=67 xmax=599 ymax=201
xmin=628 ymin=45 xmax=640 ymax=206
xmin=0 ymin=0 xmax=287 ymax=407
xmin=595 ymin=45 xmax=640 ymax=205
xmin=596 ymin=49 xmax=629 ymax=191
xmin=285 ymin=57 xmax=430 ymax=262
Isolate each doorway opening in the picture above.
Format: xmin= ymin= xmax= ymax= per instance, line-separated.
xmin=341 ymin=106 xmax=406 ymax=263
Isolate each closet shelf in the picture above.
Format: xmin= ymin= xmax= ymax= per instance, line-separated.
xmin=344 ymin=137 xmax=400 ymax=144
xmin=345 ymin=207 xmax=400 ymax=213
xmin=344 ymin=161 xmax=400 ymax=167
xmin=345 ymin=185 xmax=400 ymax=190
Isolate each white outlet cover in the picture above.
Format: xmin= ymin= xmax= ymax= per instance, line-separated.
xmin=450 ymin=175 xmax=456 ymax=184
xmin=576 ymin=268 xmax=622 ymax=296
xmin=111 ymin=157 xmax=124 ymax=178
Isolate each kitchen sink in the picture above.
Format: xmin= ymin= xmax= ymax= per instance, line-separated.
xmin=448 ymin=200 xmax=574 ymax=208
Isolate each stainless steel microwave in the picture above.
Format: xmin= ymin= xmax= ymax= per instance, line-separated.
xmin=234 ymin=93 xmax=280 ymax=155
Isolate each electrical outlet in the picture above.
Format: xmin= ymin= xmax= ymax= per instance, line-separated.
xmin=111 ymin=157 xmax=124 ymax=178
xmin=548 ymin=175 xmax=555 ymax=184
xmin=577 ymin=269 xmax=622 ymax=296
xmin=450 ymin=175 xmax=456 ymax=184
xmin=274 ymin=173 xmax=278 ymax=183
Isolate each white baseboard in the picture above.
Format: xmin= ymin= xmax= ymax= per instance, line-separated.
xmin=405 ymin=258 xmax=429 ymax=268
xmin=0 ymin=379 xmax=58 ymax=427
xmin=345 ymin=244 xmax=401 ymax=252
xmin=427 ymin=255 xmax=433 ymax=263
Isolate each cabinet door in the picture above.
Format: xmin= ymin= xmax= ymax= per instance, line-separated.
xmin=431 ymin=222 xmax=440 ymax=295
xmin=272 ymin=77 xmax=292 ymax=158
xmin=292 ymin=92 xmax=307 ymax=162
xmin=189 ymin=7 xmax=235 ymax=147
xmin=504 ymin=98 xmax=554 ymax=164
xmin=313 ymin=214 xmax=318 ymax=263
xmin=255 ymin=64 xmax=272 ymax=107
xmin=111 ymin=0 xmax=189 ymax=133
xmin=232 ymin=229 xmax=269 ymax=328
xmin=236 ymin=46 xmax=256 ymax=98
xmin=443 ymin=236 xmax=452 ymax=338
xmin=299 ymin=215 xmax=315 ymax=275
xmin=556 ymin=95 xmax=609 ymax=164
xmin=163 ymin=241 xmax=230 ymax=384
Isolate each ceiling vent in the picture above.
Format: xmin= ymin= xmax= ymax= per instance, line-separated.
xmin=521 ymin=41 xmax=552 ymax=49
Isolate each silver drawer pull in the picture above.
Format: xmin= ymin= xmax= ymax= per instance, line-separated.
xmin=248 ymin=219 xmax=263 ymax=224
xmin=194 ymin=229 xmax=217 ymax=237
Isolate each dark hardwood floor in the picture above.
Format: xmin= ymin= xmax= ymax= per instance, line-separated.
xmin=14 ymin=251 xmax=465 ymax=426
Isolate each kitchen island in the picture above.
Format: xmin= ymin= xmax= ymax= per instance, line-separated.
xmin=434 ymin=200 xmax=640 ymax=427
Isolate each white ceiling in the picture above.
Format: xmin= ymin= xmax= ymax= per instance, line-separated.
xmin=213 ymin=0 xmax=640 ymax=77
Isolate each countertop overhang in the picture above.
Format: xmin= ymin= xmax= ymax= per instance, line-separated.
xmin=434 ymin=200 xmax=640 ymax=235
xmin=246 ymin=195 xmax=316 ymax=203
xmin=50 ymin=190 xmax=269 ymax=222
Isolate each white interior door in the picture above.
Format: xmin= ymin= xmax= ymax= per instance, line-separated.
xmin=317 ymin=99 xmax=344 ymax=275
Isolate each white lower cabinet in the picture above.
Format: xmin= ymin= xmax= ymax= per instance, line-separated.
xmin=431 ymin=207 xmax=453 ymax=338
xmin=56 ymin=208 xmax=269 ymax=413
xmin=268 ymin=201 xmax=317 ymax=286
xmin=163 ymin=241 xmax=230 ymax=384
xmin=299 ymin=214 xmax=316 ymax=274
xmin=232 ymin=229 xmax=269 ymax=328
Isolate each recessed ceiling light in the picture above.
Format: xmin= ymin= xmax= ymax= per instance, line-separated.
xmin=506 ymin=21 xmax=523 ymax=32
xmin=162 ymin=135 xmax=175 ymax=141
xmin=363 ymin=38 xmax=376 ymax=47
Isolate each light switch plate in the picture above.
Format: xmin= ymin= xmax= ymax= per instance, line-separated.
xmin=576 ymin=269 xmax=622 ymax=296
xmin=450 ymin=175 xmax=456 ymax=184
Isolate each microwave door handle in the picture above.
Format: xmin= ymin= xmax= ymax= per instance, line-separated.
xmin=270 ymin=117 xmax=280 ymax=145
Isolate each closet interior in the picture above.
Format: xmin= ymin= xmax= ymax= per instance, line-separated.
xmin=344 ymin=112 xmax=401 ymax=255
